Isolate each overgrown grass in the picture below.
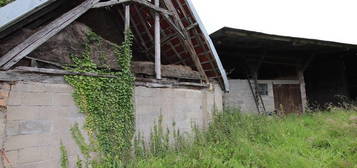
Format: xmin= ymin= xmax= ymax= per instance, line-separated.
xmin=126 ymin=108 xmax=357 ymax=168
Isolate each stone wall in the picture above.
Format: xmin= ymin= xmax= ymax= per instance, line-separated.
xmin=135 ymin=84 xmax=223 ymax=140
xmin=0 ymin=81 xmax=223 ymax=168
xmin=224 ymin=80 xmax=305 ymax=114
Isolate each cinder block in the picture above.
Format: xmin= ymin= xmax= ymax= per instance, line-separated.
xmin=3 ymin=150 xmax=18 ymax=168
xmin=11 ymin=82 xmax=47 ymax=93
xmin=135 ymin=87 xmax=155 ymax=97
xmin=22 ymin=92 xmax=52 ymax=106
xmin=6 ymin=121 xmax=19 ymax=136
xmin=18 ymin=120 xmax=52 ymax=135
xmin=22 ymin=160 xmax=61 ymax=168
xmin=51 ymin=93 xmax=75 ymax=106
xmin=0 ymin=90 xmax=10 ymax=107
xmin=7 ymin=91 xmax=23 ymax=106
xmin=0 ymin=83 xmax=11 ymax=91
xmin=7 ymin=106 xmax=40 ymax=121
xmin=18 ymin=147 xmax=43 ymax=164
xmin=5 ymin=134 xmax=39 ymax=150
xmin=51 ymin=84 xmax=74 ymax=93
xmin=0 ymin=119 xmax=5 ymax=144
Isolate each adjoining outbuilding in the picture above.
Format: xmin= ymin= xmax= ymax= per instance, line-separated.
xmin=211 ymin=27 xmax=357 ymax=115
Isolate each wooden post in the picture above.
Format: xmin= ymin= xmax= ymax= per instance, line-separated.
xmin=124 ymin=5 xmax=130 ymax=33
xmin=298 ymin=70 xmax=307 ymax=113
xmin=154 ymin=0 xmax=161 ymax=80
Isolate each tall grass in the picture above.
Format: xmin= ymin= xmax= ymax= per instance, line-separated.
xmin=126 ymin=108 xmax=357 ymax=168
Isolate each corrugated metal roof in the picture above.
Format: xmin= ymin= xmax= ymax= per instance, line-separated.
xmin=0 ymin=0 xmax=56 ymax=32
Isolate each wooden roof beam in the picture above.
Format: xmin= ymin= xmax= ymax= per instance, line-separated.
xmin=93 ymin=0 xmax=173 ymax=16
xmin=162 ymin=0 xmax=209 ymax=82
xmin=93 ymin=0 xmax=130 ymax=8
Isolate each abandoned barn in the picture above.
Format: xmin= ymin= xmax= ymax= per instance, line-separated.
xmin=0 ymin=0 xmax=228 ymax=167
xmin=211 ymin=27 xmax=357 ymax=115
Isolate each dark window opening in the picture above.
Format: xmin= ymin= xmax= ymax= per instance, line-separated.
xmin=257 ymin=83 xmax=268 ymax=96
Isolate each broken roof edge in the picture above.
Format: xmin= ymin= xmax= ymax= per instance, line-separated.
xmin=211 ymin=27 xmax=357 ymax=50
xmin=185 ymin=0 xmax=230 ymax=92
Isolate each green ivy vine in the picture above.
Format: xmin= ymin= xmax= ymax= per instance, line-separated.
xmin=60 ymin=142 xmax=69 ymax=168
xmin=64 ymin=31 xmax=135 ymax=160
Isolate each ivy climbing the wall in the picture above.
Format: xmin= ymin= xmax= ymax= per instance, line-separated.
xmin=60 ymin=142 xmax=69 ymax=168
xmin=64 ymin=31 xmax=135 ymax=161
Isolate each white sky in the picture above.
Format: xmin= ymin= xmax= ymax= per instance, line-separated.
xmin=191 ymin=0 xmax=357 ymax=45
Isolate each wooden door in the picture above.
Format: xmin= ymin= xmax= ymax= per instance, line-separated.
xmin=273 ymin=84 xmax=303 ymax=115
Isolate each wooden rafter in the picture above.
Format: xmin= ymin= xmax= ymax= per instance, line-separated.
xmin=93 ymin=0 xmax=172 ymax=16
xmin=93 ymin=0 xmax=130 ymax=8
xmin=175 ymin=1 xmax=218 ymax=77
xmin=0 ymin=0 xmax=101 ymax=70
xmin=162 ymin=0 xmax=209 ymax=82
xmin=300 ymin=54 xmax=316 ymax=72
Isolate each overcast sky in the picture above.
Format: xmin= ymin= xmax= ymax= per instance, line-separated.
xmin=191 ymin=0 xmax=357 ymax=45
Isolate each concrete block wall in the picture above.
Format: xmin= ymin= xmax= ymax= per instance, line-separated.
xmin=224 ymin=80 xmax=303 ymax=114
xmin=1 ymin=82 xmax=87 ymax=168
xmin=135 ymin=84 xmax=223 ymax=140
xmin=0 ymin=81 xmax=223 ymax=167
xmin=0 ymin=83 xmax=10 ymax=168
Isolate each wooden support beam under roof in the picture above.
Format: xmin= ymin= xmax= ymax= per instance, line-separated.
xmin=93 ymin=0 xmax=173 ymax=16
xmin=300 ymin=54 xmax=316 ymax=72
xmin=93 ymin=0 xmax=130 ymax=8
xmin=13 ymin=66 xmax=117 ymax=78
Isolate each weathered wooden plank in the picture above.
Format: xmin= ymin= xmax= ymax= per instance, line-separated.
xmin=131 ymin=0 xmax=172 ymax=15
xmin=93 ymin=0 xmax=172 ymax=16
xmin=93 ymin=0 xmax=129 ymax=8
xmin=13 ymin=66 xmax=117 ymax=78
xmin=135 ymin=77 xmax=207 ymax=88
xmin=25 ymin=56 xmax=64 ymax=68
xmin=0 ymin=71 xmax=66 ymax=83
xmin=0 ymin=0 xmax=100 ymax=70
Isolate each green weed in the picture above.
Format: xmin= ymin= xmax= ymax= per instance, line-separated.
xmin=128 ymin=108 xmax=357 ymax=168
